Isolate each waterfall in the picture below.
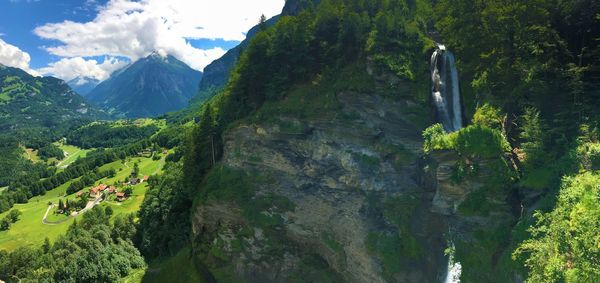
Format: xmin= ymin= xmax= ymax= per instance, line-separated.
xmin=431 ymin=45 xmax=463 ymax=132
xmin=443 ymin=240 xmax=462 ymax=283
xmin=431 ymin=43 xmax=464 ymax=282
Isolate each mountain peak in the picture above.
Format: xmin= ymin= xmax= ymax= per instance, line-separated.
xmin=148 ymin=50 xmax=169 ymax=60
xmin=68 ymin=76 xmax=99 ymax=86
xmin=87 ymin=51 xmax=202 ymax=118
xmin=67 ymin=76 xmax=101 ymax=96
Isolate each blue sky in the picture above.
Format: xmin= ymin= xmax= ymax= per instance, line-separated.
xmin=0 ymin=0 xmax=284 ymax=81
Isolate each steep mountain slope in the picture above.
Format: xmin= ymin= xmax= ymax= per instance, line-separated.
xmin=67 ymin=76 xmax=100 ymax=96
xmin=87 ymin=52 xmax=202 ymax=118
xmin=192 ymin=0 xmax=318 ymax=105
xmin=137 ymin=0 xmax=600 ymax=281
xmin=0 ymin=64 xmax=103 ymax=132
xmin=192 ymin=72 xmax=445 ymax=282
xmin=193 ymin=16 xmax=279 ymax=103
xmin=136 ymin=0 xmax=449 ymax=281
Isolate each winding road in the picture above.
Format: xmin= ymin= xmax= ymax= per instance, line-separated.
xmin=42 ymin=196 xmax=102 ymax=225
xmin=41 ymin=153 xmax=166 ymax=225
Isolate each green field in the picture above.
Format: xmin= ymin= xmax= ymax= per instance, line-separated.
xmin=20 ymin=143 xmax=90 ymax=168
xmin=0 ymin=153 xmax=166 ymax=251
xmin=87 ymin=118 xmax=167 ymax=130
xmin=23 ymin=147 xmax=40 ymax=163
xmin=44 ymin=210 xmax=70 ymax=223
xmin=0 ymin=180 xmax=76 ymax=251
xmin=0 ymin=91 xmax=10 ymax=102
xmin=55 ymin=144 xmax=91 ymax=169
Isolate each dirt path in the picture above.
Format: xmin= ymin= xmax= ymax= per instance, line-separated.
xmin=56 ymin=149 xmax=79 ymax=168
xmin=152 ymin=155 xmax=166 ymax=175
xmin=42 ymin=196 xmax=102 ymax=225
xmin=42 ymin=204 xmax=55 ymax=224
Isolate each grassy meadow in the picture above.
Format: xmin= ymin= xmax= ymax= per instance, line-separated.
xmin=0 ymin=153 xmax=166 ymax=251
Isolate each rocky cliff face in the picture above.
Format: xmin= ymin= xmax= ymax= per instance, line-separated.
xmin=427 ymin=149 xmax=520 ymax=282
xmin=189 ymin=63 xmax=460 ymax=281
xmin=190 ymin=61 xmax=521 ymax=282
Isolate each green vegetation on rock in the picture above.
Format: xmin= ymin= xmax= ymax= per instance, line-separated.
xmin=514 ymin=172 xmax=600 ymax=282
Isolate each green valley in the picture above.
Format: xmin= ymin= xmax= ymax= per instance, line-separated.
xmin=0 ymin=145 xmax=168 ymax=251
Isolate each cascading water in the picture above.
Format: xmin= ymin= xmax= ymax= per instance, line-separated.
xmin=443 ymin=240 xmax=462 ymax=283
xmin=431 ymin=44 xmax=464 ymax=282
xmin=431 ymin=44 xmax=463 ymax=132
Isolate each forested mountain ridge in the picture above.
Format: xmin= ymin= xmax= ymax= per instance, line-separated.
xmin=87 ymin=52 xmax=202 ymax=118
xmin=0 ymin=64 xmax=103 ymax=133
xmin=193 ymin=16 xmax=279 ymax=104
xmin=192 ymin=0 xmax=320 ymax=105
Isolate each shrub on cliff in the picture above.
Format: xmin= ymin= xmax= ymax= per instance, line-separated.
xmin=423 ymin=124 xmax=509 ymax=158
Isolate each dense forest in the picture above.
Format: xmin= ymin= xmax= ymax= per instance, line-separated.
xmin=67 ymin=122 xmax=159 ymax=149
xmin=0 ymin=207 xmax=144 ymax=282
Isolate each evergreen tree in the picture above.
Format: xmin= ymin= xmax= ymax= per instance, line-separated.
xmin=0 ymin=218 xmax=9 ymax=231
xmin=132 ymin=162 xmax=139 ymax=177
xmin=184 ymin=104 xmax=217 ymax=190
xmin=42 ymin=237 xmax=51 ymax=253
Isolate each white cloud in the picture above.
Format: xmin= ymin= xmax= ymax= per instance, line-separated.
xmin=0 ymin=38 xmax=39 ymax=76
xmin=37 ymin=56 xmax=128 ymax=81
xmin=34 ymin=0 xmax=285 ymax=72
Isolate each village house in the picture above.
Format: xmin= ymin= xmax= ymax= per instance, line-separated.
xmin=116 ymin=192 xmax=126 ymax=202
xmin=89 ymin=184 xmax=110 ymax=198
xmin=142 ymin=175 xmax=149 ymax=182
xmin=129 ymin=176 xmax=139 ymax=185
xmin=89 ymin=187 xmax=99 ymax=198
xmin=107 ymin=186 xmax=116 ymax=194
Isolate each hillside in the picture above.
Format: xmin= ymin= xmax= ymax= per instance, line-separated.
xmin=192 ymin=16 xmax=279 ymax=105
xmin=192 ymin=0 xmax=318 ymax=105
xmin=0 ymin=65 xmax=103 ymax=132
xmin=0 ymin=65 xmax=107 ymax=197
xmin=87 ymin=52 xmax=202 ymax=118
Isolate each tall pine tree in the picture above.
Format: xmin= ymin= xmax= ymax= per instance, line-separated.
xmin=184 ymin=104 xmax=218 ymax=191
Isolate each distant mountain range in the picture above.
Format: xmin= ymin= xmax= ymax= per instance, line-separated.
xmin=0 ymin=64 xmax=104 ymax=132
xmin=87 ymin=52 xmax=202 ymax=118
xmin=67 ymin=76 xmax=100 ymax=96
